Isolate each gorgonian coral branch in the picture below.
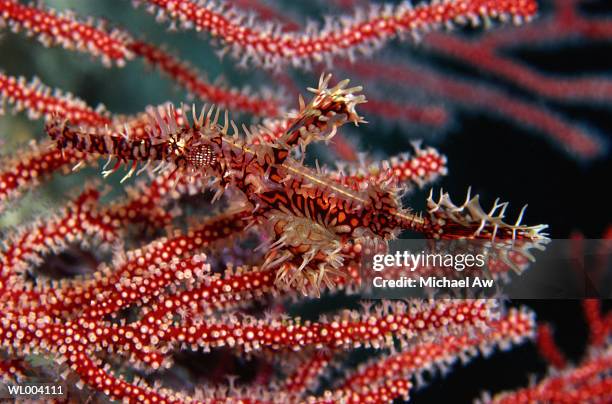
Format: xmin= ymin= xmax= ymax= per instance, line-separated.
xmin=0 ymin=172 xmax=191 ymax=315
xmin=135 ymin=0 xmax=538 ymax=69
xmin=0 ymin=358 xmax=26 ymax=382
xmin=280 ymin=351 xmax=332 ymax=395
xmin=360 ymin=98 xmax=449 ymax=128
xmin=490 ymin=351 xmax=612 ymax=404
xmin=0 ymin=311 xmax=191 ymax=402
xmin=0 ymin=73 xmax=110 ymax=125
xmin=0 ymin=3 xmax=279 ymax=116
xmin=0 ymin=0 xmax=133 ymax=66
xmin=317 ymin=378 xmax=412 ymax=404
xmin=583 ymin=299 xmax=609 ymax=348
xmin=129 ymin=41 xmax=282 ymax=117
xmin=162 ymin=299 xmax=495 ymax=351
xmin=339 ymin=308 xmax=534 ymax=392
xmin=484 ymin=298 xmax=611 ymax=404
xmin=536 ymin=323 xmax=567 ymax=370
xmin=0 ymin=73 xmax=111 ymax=210
xmin=331 ymin=142 xmax=447 ymax=192
xmin=316 ymin=309 xmax=535 ymax=403
xmin=341 ymin=58 xmax=605 ymax=159
xmin=0 ymin=188 xmax=117 ymax=301
xmin=425 ymin=0 xmax=612 ymax=105
xmin=31 ymin=209 xmax=249 ymax=318
xmin=0 ymin=140 xmax=87 ymax=212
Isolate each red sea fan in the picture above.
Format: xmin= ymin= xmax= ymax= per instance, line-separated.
xmin=0 ymin=0 xmax=609 ymax=403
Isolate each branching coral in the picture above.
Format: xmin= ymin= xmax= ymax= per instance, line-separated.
xmin=0 ymin=0 xmax=609 ymax=403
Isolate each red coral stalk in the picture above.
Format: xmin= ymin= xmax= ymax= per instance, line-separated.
xmin=163 ymin=299 xmax=495 ymax=351
xmin=342 ymin=59 xmax=604 ymax=159
xmin=129 ymin=40 xmax=281 ymax=117
xmin=0 ymin=140 xmax=87 ymax=212
xmin=0 ymin=73 xmax=110 ymax=125
xmin=0 ymin=0 xmax=133 ymax=65
xmin=340 ymin=308 xmax=535 ymax=394
xmin=136 ymin=0 xmax=537 ymax=68
xmin=491 ymin=352 xmax=612 ymax=404
xmin=0 ymin=4 xmax=280 ymax=117
xmin=536 ymin=323 xmax=567 ymax=370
